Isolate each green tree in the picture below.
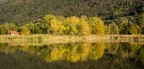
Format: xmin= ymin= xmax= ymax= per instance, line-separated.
xmin=25 ymin=23 xmax=35 ymax=34
xmin=138 ymin=14 xmax=144 ymax=34
xmin=0 ymin=25 xmax=7 ymax=34
xmin=19 ymin=26 xmax=31 ymax=35
xmin=25 ymin=23 xmax=41 ymax=34
xmin=116 ymin=17 xmax=129 ymax=34
xmin=0 ymin=23 xmax=18 ymax=34
xmin=129 ymin=24 xmax=141 ymax=35
xmin=3 ymin=23 xmax=17 ymax=31
xmin=107 ymin=22 xmax=119 ymax=34
xmin=37 ymin=23 xmax=49 ymax=34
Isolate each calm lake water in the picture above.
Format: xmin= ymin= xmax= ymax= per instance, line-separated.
xmin=0 ymin=42 xmax=144 ymax=69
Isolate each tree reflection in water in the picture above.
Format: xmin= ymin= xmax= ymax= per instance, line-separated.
xmin=0 ymin=43 xmax=143 ymax=69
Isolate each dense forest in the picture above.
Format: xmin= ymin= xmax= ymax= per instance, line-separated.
xmin=0 ymin=0 xmax=144 ymax=35
xmin=0 ymin=0 xmax=143 ymax=24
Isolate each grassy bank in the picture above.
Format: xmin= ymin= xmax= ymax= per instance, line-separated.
xmin=0 ymin=35 xmax=144 ymax=46
xmin=0 ymin=35 xmax=109 ymax=46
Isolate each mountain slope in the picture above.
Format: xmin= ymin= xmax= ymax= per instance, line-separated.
xmin=0 ymin=0 xmax=143 ymax=24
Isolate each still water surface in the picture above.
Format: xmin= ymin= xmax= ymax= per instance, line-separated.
xmin=0 ymin=42 xmax=144 ymax=69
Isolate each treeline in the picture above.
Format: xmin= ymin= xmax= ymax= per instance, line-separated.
xmin=0 ymin=15 xmax=104 ymax=35
xmin=0 ymin=14 xmax=144 ymax=35
xmin=0 ymin=0 xmax=143 ymax=24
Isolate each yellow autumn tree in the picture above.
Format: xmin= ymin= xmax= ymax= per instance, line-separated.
xmin=78 ymin=16 xmax=91 ymax=35
xmin=89 ymin=17 xmax=105 ymax=34
xmin=19 ymin=26 xmax=31 ymax=35
xmin=64 ymin=16 xmax=79 ymax=35
xmin=49 ymin=19 xmax=61 ymax=34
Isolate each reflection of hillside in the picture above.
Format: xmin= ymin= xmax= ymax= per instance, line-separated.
xmin=0 ymin=43 xmax=106 ymax=62
xmin=0 ymin=51 xmax=143 ymax=69
xmin=0 ymin=43 xmax=144 ymax=68
xmin=0 ymin=51 xmax=49 ymax=69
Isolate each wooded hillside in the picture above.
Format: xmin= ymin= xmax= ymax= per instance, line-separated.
xmin=0 ymin=0 xmax=143 ymax=25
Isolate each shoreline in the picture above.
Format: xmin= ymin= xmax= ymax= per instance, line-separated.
xmin=0 ymin=35 xmax=144 ymax=46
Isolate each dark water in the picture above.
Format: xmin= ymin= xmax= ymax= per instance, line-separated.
xmin=0 ymin=43 xmax=144 ymax=69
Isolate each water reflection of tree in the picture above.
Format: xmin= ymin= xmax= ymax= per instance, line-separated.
xmin=103 ymin=43 xmax=144 ymax=67
xmin=0 ymin=43 xmax=144 ymax=66
xmin=44 ymin=43 xmax=106 ymax=62
xmin=90 ymin=43 xmax=105 ymax=60
xmin=106 ymin=43 xmax=119 ymax=54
